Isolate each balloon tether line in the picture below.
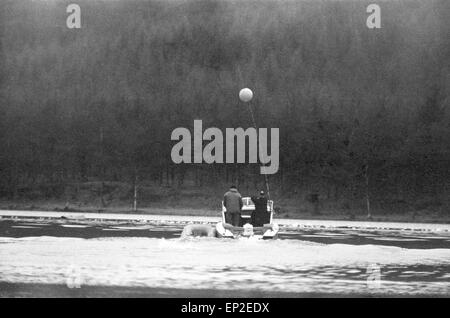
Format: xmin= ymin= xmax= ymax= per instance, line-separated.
xmin=246 ymin=101 xmax=271 ymax=201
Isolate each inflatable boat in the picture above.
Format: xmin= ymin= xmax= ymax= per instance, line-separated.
xmin=216 ymin=197 xmax=279 ymax=239
xmin=180 ymin=221 xmax=279 ymax=239
xmin=180 ymin=197 xmax=279 ymax=239
xmin=181 ymin=197 xmax=279 ymax=239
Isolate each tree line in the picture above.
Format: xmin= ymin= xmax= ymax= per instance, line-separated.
xmin=0 ymin=0 xmax=449 ymax=214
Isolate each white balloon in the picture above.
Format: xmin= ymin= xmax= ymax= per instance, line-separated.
xmin=239 ymin=88 xmax=253 ymax=102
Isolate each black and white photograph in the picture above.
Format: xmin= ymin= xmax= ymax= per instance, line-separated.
xmin=0 ymin=0 xmax=449 ymax=301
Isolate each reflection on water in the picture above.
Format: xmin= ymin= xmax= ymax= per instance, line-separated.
xmin=0 ymin=220 xmax=449 ymax=296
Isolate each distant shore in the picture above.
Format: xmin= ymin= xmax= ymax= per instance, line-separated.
xmin=0 ymin=200 xmax=449 ymax=224
xmin=1 ymin=210 xmax=450 ymax=233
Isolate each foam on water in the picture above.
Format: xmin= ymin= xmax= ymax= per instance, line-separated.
xmin=0 ymin=236 xmax=449 ymax=295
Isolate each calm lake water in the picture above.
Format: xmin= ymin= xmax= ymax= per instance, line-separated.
xmin=0 ymin=219 xmax=449 ymax=296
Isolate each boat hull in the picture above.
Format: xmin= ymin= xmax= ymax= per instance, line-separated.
xmin=215 ymin=222 xmax=279 ymax=239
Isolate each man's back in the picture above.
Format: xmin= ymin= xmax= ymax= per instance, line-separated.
xmin=223 ymin=189 xmax=243 ymax=214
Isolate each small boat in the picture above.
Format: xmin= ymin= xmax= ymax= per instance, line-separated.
xmin=215 ymin=197 xmax=279 ymax=239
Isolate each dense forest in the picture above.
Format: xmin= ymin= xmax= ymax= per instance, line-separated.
xmin=0 ymin=0 xmax=449 ymax=217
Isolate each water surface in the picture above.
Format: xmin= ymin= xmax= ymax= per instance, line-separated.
xmin=0 ymin=219 xmax=449 ymax=296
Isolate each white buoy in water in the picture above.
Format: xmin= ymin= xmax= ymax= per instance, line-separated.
xmin=239 ymin=88 xmax=253 ymax=102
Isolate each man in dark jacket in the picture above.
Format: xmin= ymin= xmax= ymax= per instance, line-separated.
xmin=223 ymin=185 xmax=243 ymax=226
xmin=251 ymin=190 xmax=269 ymax=227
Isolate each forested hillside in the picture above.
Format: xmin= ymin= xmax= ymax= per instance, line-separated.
xmin=0 ymin=0 xmax=449 ymax=218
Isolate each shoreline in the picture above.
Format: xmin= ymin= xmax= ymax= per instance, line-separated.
xmin=1 ymin=210 xmax=449 ymax=232
xmin=1 ymin=200 xmax=449 ymax=225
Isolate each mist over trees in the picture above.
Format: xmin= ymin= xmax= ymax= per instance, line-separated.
xmin=0 ymin=0 xmax=449 ymax=215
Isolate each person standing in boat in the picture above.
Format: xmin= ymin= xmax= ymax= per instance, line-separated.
xmin=251 ymin=190 xmax=269 ymax=227
xmin=223 ymin=185 xmax=243 ymax=226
